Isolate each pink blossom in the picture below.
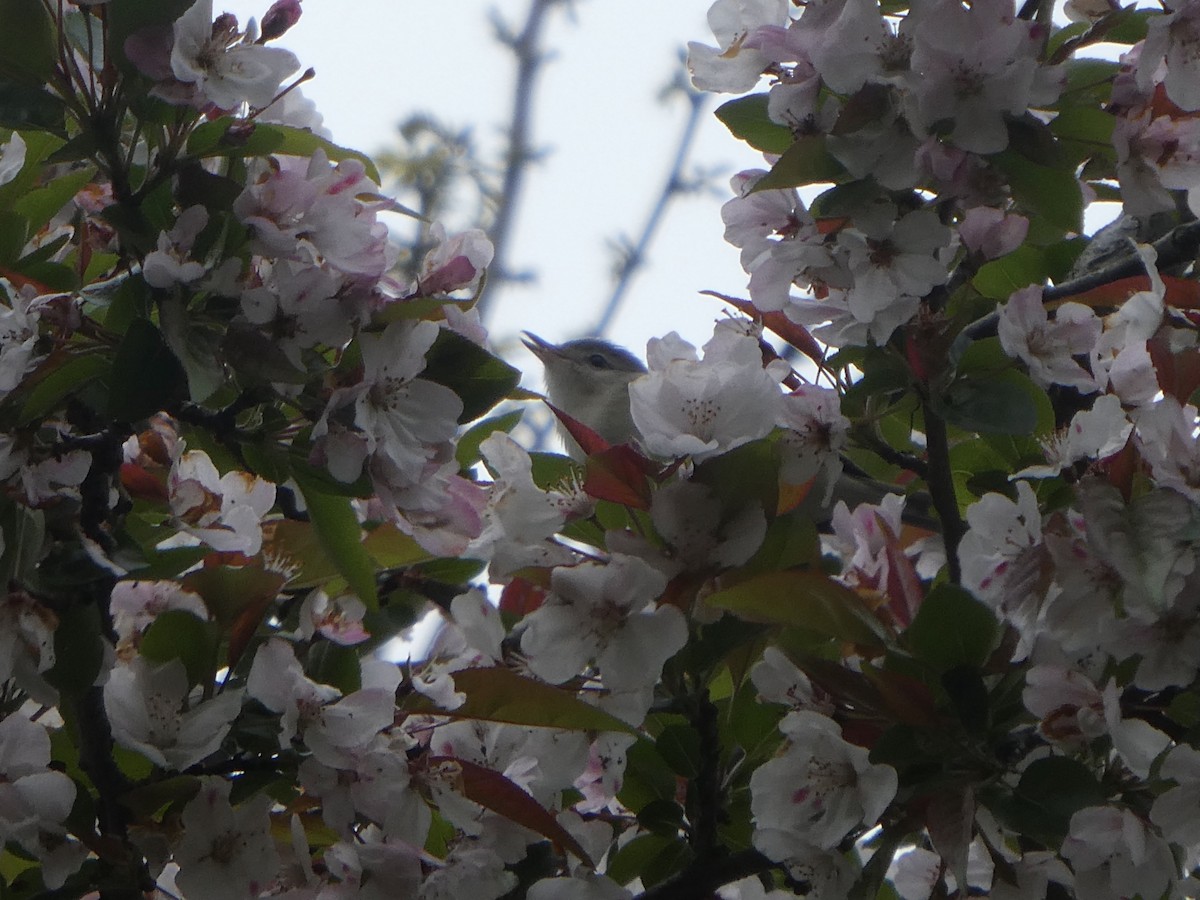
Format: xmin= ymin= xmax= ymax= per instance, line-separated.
xmin=905 ymin=0 xmax=1061 ymax=154
xmin=629 ymin=326 xmax=786 ymax=461
xmin=519 ymin=554 xmax=683 ymax=691
xmin=750 ymin=709 xmax=896 ymax=852
xmin=1137 ymin=0 xmax=1200 ymax=112
xmin=104 ymin=656 xmax=244 ymax=770
xmin=0 ymin=714 xmax=84 ymax=889
xmin=0 ymin=132 xmax=25 ymax=186
xmin=174 ymin=777 xmax=281 ymax=900
xmin=170 ymin=0 xmax=299 ymax=109
xmin=168 ymin=449 xmax=276 ymax=555
xmin=1061 ymin=806 xmax=1177 ymax=900
xmin=686 ymin=0 xmax=790 ymax=93
xmin=998 ymin=285 xmax=1100 ymax=391
xmin=959 ymin=206 xmax=1028 ymax=260
xmin=417 ymin=225 xmax=494 ymax=297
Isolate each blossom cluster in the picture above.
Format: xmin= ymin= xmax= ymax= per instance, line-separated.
xmin=3 ymin=0 xmax=1200 ymax=898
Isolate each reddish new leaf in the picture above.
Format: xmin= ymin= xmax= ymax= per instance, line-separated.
xmin=706 ymin=570 xmax=891 ymax=649
xmin=880 ymin=516 xmax=925 ymax=629
xmin=429 ymin=756 xmax=594 ymax=867
xmin=547 ymin=402 xmax=611 ymax=458
xmin=583 ymin=444 xmax=654 ymax=509
xmin=119 ymin=463 xmax=168 ymax=501
xmin=499 ymin=577 xmax=546 ymax=617
xmin=405 ymin=666 xmax=637 ymax=735
xmin=861 ymin=665 xmax=940 ymax=727
xmin=1065 ymin=273 xmax=1200 ymax=311
xmin=926 ymin=785 xmax=975 ymax=893
xmin=701 ymin=290 xmax=826 ymax=367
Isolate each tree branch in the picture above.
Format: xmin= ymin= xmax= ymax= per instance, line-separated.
xmin=965 ymin=218 xmax=1200 ymax=341
xmin=922 ymin=404 xmax=964 ymax=583
xmin=478 ymin=0 xmax=570 ymax=323
xmin=590 ymin=79 xmax=708 ymax=337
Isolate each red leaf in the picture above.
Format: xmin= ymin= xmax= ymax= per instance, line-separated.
xmin=700 ymin=290 xmax=826 ymax=367
xmin=583 ymin=445 xmax=654 ymax=509
xmin=499 ymin=578 xmax=546 ymax=617
xmin=861 ymin=665 xmax=940 ymax=727
xmin=1066 ymin=273 xmax=1200 ymax=311
xmin=1148 ymin=338 xmax=1200 ymax=401
xmin=119 ymin=463 xmax=168 ymax=501
xmin=429 ymin=756 xmax=595 ymax=867
xmin=547 ymin=403 xmax=611 ymax=458
xmin=926 ymin=785 xmax=975 ymax=893
xmin=880 ymin=516 xmax=924 ymax=629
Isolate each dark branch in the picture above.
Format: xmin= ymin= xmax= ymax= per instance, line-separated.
xmin=965 ymin=218 xmax=1200 ymax=341
xmin=590 ymin=78 xmax=708 ymax=337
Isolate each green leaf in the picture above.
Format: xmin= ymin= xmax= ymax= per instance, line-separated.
xmin=618 ymin=739 xmax=678 ymax=814
xmin=714 ymin=94 xmax=793 ymax=154
xmin=743 ymin=511 xmax=820 ymax=574
xmin=139 ymin=609 xmax=218 ymax=688
xmin=692 ymin=437 xmax=780 ymax=513
xmin=637 ymin=799 xmax=685 ymax=836
xmin=12 ymin=167 xmax=94 ymax=235
xmin=107 ymin=318 xmax=187 ymax=422
xmin=17 ymin=350 xmax=110 ymax=425
xmin=306 ymin=641 xmax=361 ymax=695
xmin=938 ymin=369 xmax=1052 ymax=436
xmin=0 ymin=209 xmax=27 ymax=264
xmin=993 ymin=147 xmax=1083 ymax=236
xmin=180 ymin=564 xmax=286 ymax=630
xmin=904 ymin=584 xmax=998 ymax=671
xmin=0 ymin=494 xmax=43 ymax=587
xmin=126 ymin=545 xmax=208 ymax=580
xmin=456 ymin=410 xmax=523 ymax=470
xmin=0 ymin=81 xmax=64 ymax=135
xmin=607 ymin=833 xmax=693 ymax=888
xmin=421 ymin=329 xmax=521 ymax=423
xmin=0 ymin=0 xmax=55 ymax=82
xmin=159 ymin=296 xmax=226 ymax=404
xmin=656 ymin=723 xmax=702 ymax=779
xmin=997 ymin=756 xmax=1106 ymax=846
xmin=186 ymin=119 xmax=382 ymax=183
xmin=972 ymin=245 xmax=1050 ymax=301
xmin=223 ymin=324 xmax=309 ymax=385
xmin=406 ymin=667 xmax=637 ymax=734
xmin=294 ymin=473 xmax=379 ymax=610
xmin=706 ymin=570 xmax=891 ymax=648
xmin=1050 ymin=106 xmax=1115 ymax=165
xmin=0 ymin=131 xmax=62 ymax=207
xmin=752 ymin=135 xmax=845 ymax=191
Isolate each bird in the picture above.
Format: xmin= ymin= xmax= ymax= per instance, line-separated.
xmin=522 ymin=332 xmax=938 ymax=530
xmin=521 ymin=333 xmax=647 ymax=461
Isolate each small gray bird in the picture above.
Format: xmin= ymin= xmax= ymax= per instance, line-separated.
xmin=522 ymin=332 xmax=938 ymax=530
xmin=522 ymin=333 xmax=647 ymax=460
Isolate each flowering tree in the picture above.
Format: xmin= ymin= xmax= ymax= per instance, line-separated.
xmin=3 ymin=0 xmax=1200 ymax=897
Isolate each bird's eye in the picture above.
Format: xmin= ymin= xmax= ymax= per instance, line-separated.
xmin=587 ymin=353 xmax=611 ymax=369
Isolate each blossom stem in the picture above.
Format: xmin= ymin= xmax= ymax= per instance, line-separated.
xmin=922 ymin=404 xmax=964 ymax=583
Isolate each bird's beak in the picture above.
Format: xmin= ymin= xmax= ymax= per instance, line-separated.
xmin=521 ymin=331 xmax=561 ymax=362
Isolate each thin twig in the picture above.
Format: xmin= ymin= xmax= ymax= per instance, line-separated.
xmin=590 ymin=81 xmax=708 ymax=337
xmin=479 ymin=0 xmax=568 ymax=323
xmin=923 ymin=404 xmax=964 ymax=583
